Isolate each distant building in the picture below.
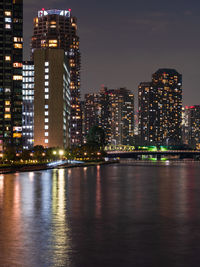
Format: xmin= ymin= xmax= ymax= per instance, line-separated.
xmin=138 ymin=82 xmax=158 ymax=145
xmin=84 ymin=87 xmax=134 ymax=146
xmin=138 ymin=69 xmax=182 ymax=146
xmin=22 ymin=61 xmax=34 ymax=149
xmin=184 ymin=106 xmax=200 ymax=149
xmin=0 ymin=0 xmax=23 ymax=154
xmin=31 ymin=9 xmax=82 ymax=145
xmin=84 ymin=93 xmax=100 ymax=140
xmin=109 ymin=88 xmax=134 ymax=145
xmin=34 ymin=49 xmax=70 ymax=149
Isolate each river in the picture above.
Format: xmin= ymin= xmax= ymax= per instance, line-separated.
xmin=0 ymin=161 xmax=200 ymax=266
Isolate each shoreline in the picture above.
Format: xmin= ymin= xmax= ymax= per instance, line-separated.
xmin=0 ymin=160 xmax=119 ymax=175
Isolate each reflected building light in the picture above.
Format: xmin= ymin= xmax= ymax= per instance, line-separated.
xmin=96 ymin=165 xmax=102 ymax=218
xmin=29 ymin=172 xmax=34 ymax=182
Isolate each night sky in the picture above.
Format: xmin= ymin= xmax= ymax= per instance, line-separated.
xmin=24 ymin=0 xmax=200 ymax=106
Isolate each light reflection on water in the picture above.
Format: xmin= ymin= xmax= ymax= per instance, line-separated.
xmin=1 ymin=162 xmax=200 ymax=266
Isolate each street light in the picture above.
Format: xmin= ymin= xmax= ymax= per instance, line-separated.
xmin=59 ymin=150 xmax=64 ymax=156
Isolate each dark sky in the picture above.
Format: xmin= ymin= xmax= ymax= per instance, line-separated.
xmin=24 ymin=0 xmax=200 ymax=106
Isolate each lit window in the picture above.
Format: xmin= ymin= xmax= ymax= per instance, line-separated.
xmin=45 ymin=62 xmax=49 ymax=67
xmin=45 ymin=118 xmax=48 ymax=123
xmin=45 ymin=95 xmax=49 ymax=99
xmin=14 ymin=43 xmax=23 ymax=49
xmin=14 ymin=37 xmax=22 ymax=42
xmin=5 ymin=11 xmax=11 ymax=16
xmin=45 ymin=105 xmax=48 ymax=109
xmin=45 ymin=132 xmax=49 ymax=136
xmin=49 ymin=43 xmax=57 ymax=47
xmin=45 ymin=88 xmax=49 ymax=93
xmin=13 ymin=75 xmax=22 ymax=80
xmin=45 ymin=125 xmax=48 ymax=130
xmin=45 ymin=139 xmax=48 ymax=144
xmin=45 ymin=111 xmax=48 ymax=116
xmin=5 ymin=24 xmax=11 ymax=29
xmin=5 ymin=101 xmax=10 ymax=106
xmin=45 ymin=82 xmax=49 ymax=86
xmin=5 ymin=56 xmax=11 ymax=61
xmin=45 ymin=75 xmax=49 ymax=80
xmin=13 ymin=133 xmax=22 ymax=138
xmin=5 ymin=108 xmax=10 ymax=112
xmin=4 ymin=114 xmax=11 ymax=119
xmin=49 ymin=40 xmax=57 ymax=44
xmin=13 ymin=62 xmax=22 ymax=68
xmin=45 ymin=68 xmax=49 ymax=73
xmin=5 ymin=18 xmax=11 ymax=23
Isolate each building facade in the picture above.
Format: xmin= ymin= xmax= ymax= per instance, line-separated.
xmin=0 ymin=0 xmax=23 ymax=155
xmin=84 ymin=87 xmax=134 ymax=146
xmin=22 ymin=61 xmax=34 ymax=149
xmin=31 ymin=9 xmax=82 ymax=145
xmin=138 ymin=69 xmax=182 ymax=146
xmin=34 ymin=49 xmax=70 ymax=149
xmin=183 ymin=106 xmax=200 ymax=149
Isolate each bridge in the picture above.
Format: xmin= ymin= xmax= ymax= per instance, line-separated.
xmin=105 ymin=145 xmax=200 ymax=159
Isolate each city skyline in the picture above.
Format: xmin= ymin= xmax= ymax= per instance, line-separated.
xmin=24 ymin=0 xmax=200 ymax=106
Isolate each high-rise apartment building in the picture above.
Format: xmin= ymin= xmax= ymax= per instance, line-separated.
xmin=109 ymin=88 xmax=134 ymax=145
xmin=84 ymin=93 xmax=100 ymax=139
xmin=34 ymin=49 xmax=70 ymax=149
xmin=31 ymin=9 xmax=82 ymax=145
xmin=22 ymin=61 xmax=34 ymax=149
xmin=138 ymin=69 xmax=182 ymax=146
xmin=138 ymin=82 xmax=158 ymax=145
xmin=84 ymin=87 xmax=134 ymax=146
xmin=183 ymin=106 xmax=200 ymax=149
xmin=0 ymin=0 xmax=23 ymax=155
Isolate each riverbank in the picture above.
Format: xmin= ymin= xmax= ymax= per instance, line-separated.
xmin=0 ymin=160 xmax=119 ymax=175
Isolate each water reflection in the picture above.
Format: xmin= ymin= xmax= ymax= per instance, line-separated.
xmin=0 ymin=163 xmax=200 ymax=266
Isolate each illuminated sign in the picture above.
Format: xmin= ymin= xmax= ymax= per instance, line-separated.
xmin=38 ymin=9 xmax=71 ymax=18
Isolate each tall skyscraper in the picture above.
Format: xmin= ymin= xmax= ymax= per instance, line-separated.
xmin=0 ymin=0 xmax=23 ymax=155
xmin=138 ymin=69 xmax=182 ymax=146
xmin=31 ymin=9 xmax=82 ymax=145
xmin=34 ymin=49 xmax=70 ymax=149
xmin=22 ymin=61 xmax=34 ymax=149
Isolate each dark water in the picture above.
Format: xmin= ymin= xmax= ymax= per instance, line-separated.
xmin=1 ymin=162 xmax=200 ymax=266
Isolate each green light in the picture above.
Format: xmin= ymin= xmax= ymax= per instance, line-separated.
xmin=148 ymin=146 xmax=157 ymax=151
xmin=150 ymin=158 xmax=157 ymax=161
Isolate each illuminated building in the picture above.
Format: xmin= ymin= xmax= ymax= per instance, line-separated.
xmin=31 ymin=9 xmax=82 ymax=145
xmin=138 ymin=69 xmax=182 ymax=145
xmin=34 ymin=49 xmax=70 ymax=148
xmin=84 ymin=87 xmax=134 ymax=145
xmin=0 ymin=0 xmax=23 ymax=154
xmin=22 ymin=61 xmax=34 ymax=149
xmin=84 ymin=93 xmax=100 ymax=140
xmin=138 ymin=82 xmax=158 ymax=145
xmin=184 ymin=106 xmax=200 ymax=149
